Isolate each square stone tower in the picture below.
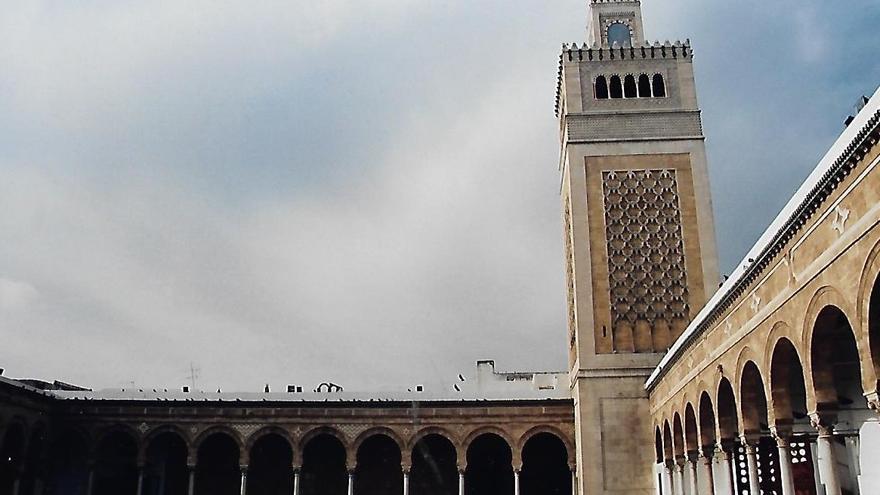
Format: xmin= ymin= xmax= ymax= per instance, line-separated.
xmin=556 ymin=1 xmax=719 ymax=493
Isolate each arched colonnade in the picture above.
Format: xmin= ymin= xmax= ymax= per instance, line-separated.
xmin=1 ymin=422 xmax=575 ymax=495
xmin=652 ymin=267 xmax=880 ymax=495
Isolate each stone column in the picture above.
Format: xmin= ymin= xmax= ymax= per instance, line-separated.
xmin=86 ymin=464 xmax=96 ymax=495
xmin=697 ymin=452 xmax=714 ymax=495
xmin=347 ymin=470 xmax=355 ymax=495
xmin=570 ymin=468 xmax=577 ymax=495
xmin=239 ymin=466 xmax=248 ymax=495
xmin=136 ymin=464 xmax=145 ymax=495
xmin=711 ymin=445 xmax=733 ymax=495
xmin=402 ymin=470 xmax=410 ymax=495
xmin=814 ymin=422 xmax=842 ymax=495
xmin=187 ymin=465 xmax=196 ymax=495
xmin=11 ymin=475 xmax=20 ymax=495
xmin=661 ymin=462 xmax=674 ymax=495
xmin=741 ymin=440 xmax=760 ymax=495
xmin=687 ymin=455 xmax=699 ymax=495
xmin=774 ymin=435 xmax=796 ymax=495
xmin=672 ymin=460 xmax=685 ymax=495
xmin=458 ymin=469 xmax=465 ymax=495
xmin=292 ymin=467 xmax=301 ymax=495
xmin=514 ymin=470 xmax=520 ymax=495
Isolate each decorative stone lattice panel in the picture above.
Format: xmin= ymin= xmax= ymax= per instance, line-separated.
xmin=601 ymin=169 xmax=689 ymax=325
xmin=567 ymin=111 xmax=702 ymax=142
xmin=563 ymin=196 xmax=577 ymax=351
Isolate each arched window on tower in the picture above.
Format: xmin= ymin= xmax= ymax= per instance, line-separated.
xmin=638 ymin=74 xmax=651 ymax=98
xmin=595 ymin=76 xmax=609 ymax=99
xmin=609 ymin=75 xmax=623 ymax=99
xmin=607 ymin=23 xmax=631 ymax=46
xmin=623 ymin=75 xmax=637 ymax=98
xmin=652 ymin=74 xmax=666 ymax=97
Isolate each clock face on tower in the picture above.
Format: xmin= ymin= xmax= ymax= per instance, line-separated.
xmin=607 ymin=23 xmax=632 ymax=46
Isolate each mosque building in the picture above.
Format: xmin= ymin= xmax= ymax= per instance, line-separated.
xmin=2 ymin=1 xmax=879 ymax=494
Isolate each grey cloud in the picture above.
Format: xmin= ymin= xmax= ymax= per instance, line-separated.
xmin=1 ymin=1 xmax=877 ymax=391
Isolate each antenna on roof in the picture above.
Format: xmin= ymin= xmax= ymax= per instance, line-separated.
xmin=187 ymin=362 xmax=200 ymax=391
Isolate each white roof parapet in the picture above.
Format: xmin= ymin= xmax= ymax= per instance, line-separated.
xmin=645 ymin=85 xmax=880 ymax=391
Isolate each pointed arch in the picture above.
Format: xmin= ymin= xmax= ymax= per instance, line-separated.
xmin=652 ymin=74 xmax=666 ymax=97
xmin=623 ymin=74 xmax=637 ymax=98
xmin=609 ymin=75 xmax=623 ymax=99
xmin=638 ymin=74 xmax=651 ymax=97
xmin=698 ymin=391 xmax=717 ymax=451
xmin=595 ymin=76 xmax=609 ymax=100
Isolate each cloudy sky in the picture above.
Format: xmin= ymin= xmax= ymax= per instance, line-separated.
xmin=1 ymin=1 xmax=878 ymax=392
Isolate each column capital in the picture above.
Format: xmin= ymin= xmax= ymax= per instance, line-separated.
xmin=240 ymin=465 xmax=249 ymax=475
xmin=739 ymin=433 xmax=760 ymax=448
xmin=809 ymin=412 xmax=836 ymax=436
xmin=866 ymin=391 xmax=879 ymax=413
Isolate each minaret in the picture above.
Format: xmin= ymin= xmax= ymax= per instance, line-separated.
xmin=556 ymin=1 xmax=719 ymax=493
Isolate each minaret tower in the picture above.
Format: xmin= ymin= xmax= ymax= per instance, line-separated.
xmin=556 ymin=1 xmax=719 ymax=493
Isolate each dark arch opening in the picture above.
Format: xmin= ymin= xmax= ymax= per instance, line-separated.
xmin=716 ymin=378 xmax=739 ymax=444
xmin=654 ymin=428 xmax=663 ymax=464
xmin=661 ymin=422 xmax=674 ymax=463
xmin=19 ymin=426 xmax=46 ymax=495
xmin=698 ymin=392 xmax=717 ymax=452
xmin=465 ymin=434 xmax=512 ymax=495
xmin=411 ymin=434 xmax=457 ymax=495
xmin=609 ymin=75 xmax=623 ymax=99
xmin=811 ymin=306 xmax=864 ymax=409
xmin=144 ymin=432 xmax=188 ymax=495
xmin=94 ymin=431 xmax=139 ymax=495
xmin=249 ymin=434 xmax=293 ymax=495
xmin=684 ymin=405 xmax=699 ymax=456
xmin=0 ymin=423 xmax=26 ymax=495
xmin=770 ymin=338 xmax=809 ymax=425
xmin=623 ymin=75 xmax=637 ymax=98
xmin=521 ymin=433 xmax=570 ymax=495
xmin=638 ymin=74 xmax=651 ymax=98
xmin=595 ymin=76 xmax=609 ymax=100
xmin=301 ymin=434 xmax=347 ymax=495
xmin=672 ymin=414 xmax=684 ymax=461
xmin=195 ymin=433 xmax=239 ymax=495
xmin=868 ymin=275 xmax=880 ymax=390
xmin=740 ymin=361 xmax=769 ymax=434
xmin=355 ymin=435 xmax=401 ymax=495
xmin=652 ymin=74 xmax=666 ymax=97
xmin=46 ymin=429 xmax=89 ymax=495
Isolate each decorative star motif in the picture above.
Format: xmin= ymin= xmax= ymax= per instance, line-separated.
xmin=832 ymin=206 xmax=850 ymax=235
xmin=749 ymin=293 xmax=761 ymax=313
xmin=138 ymin=422 xmax=150 ymax=434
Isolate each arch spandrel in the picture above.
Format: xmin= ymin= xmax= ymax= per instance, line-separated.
xmin=95 ymin=423 xmax=142 ymax=451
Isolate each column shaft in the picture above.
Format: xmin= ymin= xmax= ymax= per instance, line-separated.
xmin=776 ymin=441 xmax=795 ymax=495
xmin=458 ymin=471 xmax=465 ymax=495
xmin=672 ymin=463 xmax=685 ymax=495
xmin=712 ymin=448 xmax=733 ymax=495
xmin=347 ymin=472 xmax=354 ymax=495
xmin=86 ymin=468 xmax=95 ymax=495
xmin=698 ymin=455 xmax=714 ymax=495
xmin=403 ymin=472 xmax=410 ymax=495
xmin=293 ymin=470 xmax=300 ymax=495
xmin=571 ymin=469 xmax=577 ymax=495
xmin=136 ymin=467 xmax=145 ymax=495
xmin=816 ymin=433 xmax=842 ymax=495
xmin=744 ymin=444 xmax=760 ymax=495
xmin=661 ymin=464 xmax=674 ymax=495
xmin=240 ymin=469 xmax=247 ymax=495
xmin=187 ymin=468 xmax=196 ymax=495
xmin=514 ymin=470 xmax=520 ymax=495
xmin=688 ymin=458 xmax=698 ymax=495
xmin=11 ymin=478 xmax=20 ymax=495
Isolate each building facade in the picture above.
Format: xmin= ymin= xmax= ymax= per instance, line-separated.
xmin=2 ymin=1 xmax=879 ymax=495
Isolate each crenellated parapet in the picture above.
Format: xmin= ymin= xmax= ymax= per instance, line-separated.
xmin=555 ymin=40 xmax=693 ymax=116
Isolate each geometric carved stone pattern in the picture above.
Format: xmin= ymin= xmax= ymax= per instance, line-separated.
xmin=602 ymin=169 xmax=689 ymax=325
xmin=563 ymin=196 xmax=577 ymax=351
